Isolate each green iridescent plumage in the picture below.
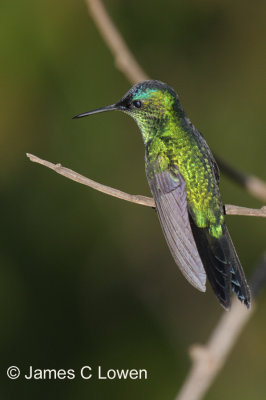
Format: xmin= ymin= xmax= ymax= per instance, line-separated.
xmin=129 ymin=87 xmax=224 ymax=239
xmin=74 ymin=80 xmax=250 ymax=309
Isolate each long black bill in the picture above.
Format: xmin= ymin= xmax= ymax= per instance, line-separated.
xmin=72 ymin=104 xmax=119 ymax=119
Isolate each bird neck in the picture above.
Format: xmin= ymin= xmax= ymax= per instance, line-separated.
xmin=142 ymin=110 xmax=196 ymax=175
xmin=138 ymin=107 xmax=187 ymax=145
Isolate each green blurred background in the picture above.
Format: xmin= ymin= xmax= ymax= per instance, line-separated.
xmin=1 ymin=0 xmax=265 ymax=398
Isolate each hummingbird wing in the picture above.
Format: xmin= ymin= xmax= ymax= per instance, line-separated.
xmin=149 ymin=169 xmax=206 ymax=292
xmin=183 ymin=116 xmax=221 ymax=183
xmin=185 ymin=124 xmax=250 ymax=308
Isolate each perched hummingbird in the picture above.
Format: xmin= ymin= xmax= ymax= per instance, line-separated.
xmin=74 ymin=80 xmax=250 ymax=309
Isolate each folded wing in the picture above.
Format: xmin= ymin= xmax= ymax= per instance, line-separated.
xmin=149 ymin=169 xmax=206 ymax=292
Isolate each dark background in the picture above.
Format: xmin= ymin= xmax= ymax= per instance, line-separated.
xmin=1 ymin=0 xmax=265 ymax=398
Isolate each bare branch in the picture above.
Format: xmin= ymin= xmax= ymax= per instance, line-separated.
xmin=216 ymin=156 xmax=266 ymax=203
xmin=26 ymin=153 xmax=266 ymax=218
xmin=176 ymin=298 xmax=254 ymax=400
xmin=27 ymin=3 xmax=265 ymax=399
xmin=26 ymin=153 xmax=155 ymax=207
xmin=86 ymin=0 xmax=266 ymax=204
xmin=175 ymin=253 xmax=266 ymax=400
xmin=85 ymin=0 xmax=148 ymax=84
xmin=225 ymin=204 xmax=266 ymax=218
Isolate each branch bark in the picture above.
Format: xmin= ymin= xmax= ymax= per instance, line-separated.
xmin=80 ymin=2 xmax=266 ymax=400
xmin=28 ymin=2 xmax=266 ymax=400
xmin=216 ymin=156 xmax=266 ymax=203
xmin=85 ymin=0 xmax=148 ymax=84
xmin=175 ymin=253 xmax=266 ymax=400
xmin=26 ymin=153 xmax=155 ymax=207
xmin=85 ymin=0 xmax=266 ymax=204
xmin=26 ymin=153 xmax=266 ymax=218
xmin=176 ymin=298 xmax=254 ymax=400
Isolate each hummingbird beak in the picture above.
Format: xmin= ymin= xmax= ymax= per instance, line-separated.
xmin=72 ymin=104 xmax=120 ymax=119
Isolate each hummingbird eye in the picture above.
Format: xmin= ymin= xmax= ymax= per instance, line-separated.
xmin=132 ymin=100 xmax=142 ymax=109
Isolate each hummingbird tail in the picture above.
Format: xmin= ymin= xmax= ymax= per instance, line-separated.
xmin=223 ymin=224 xmax=251 ymax=308
xmin=189 ymin=216 xmax=251 ymax=309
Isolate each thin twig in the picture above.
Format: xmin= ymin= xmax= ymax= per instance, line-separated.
xmin=85 ymin=0 xmax=148 ymax=84
xmin=26 ymin=153 xmax=266 ymax=218
xmin=225 ymin=204 xmax=266 ymax=218
xmin=175 ymin=253 xmax=266 ymax=400
xmin=26 ymin=153 xmax=154 ymax=207
xmin=86 ymin=0 xmax=266 ymax=204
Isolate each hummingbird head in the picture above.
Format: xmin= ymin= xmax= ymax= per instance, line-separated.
xmin=73 ymin=80 xmax=182 ymax=144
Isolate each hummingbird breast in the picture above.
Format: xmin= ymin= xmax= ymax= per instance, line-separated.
xmin=145 ymin=121 xmax=224 ymax=238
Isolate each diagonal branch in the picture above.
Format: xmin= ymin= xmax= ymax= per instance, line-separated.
xmin=26 ymin=148 xmax=266 ymax=400
xmin=28 ymin=2 xmax=265 ymax=400
xmin=26 ymin=153 xmax=154 ymax=207
xmin=216 ymin=156 xmax=266 ymax=203
xmin=86 ymin=0 xmax=148 ymax=84
xmin=85 ymin=0 xmax=266 ymax=204
xmin=176 ymin=298 xmax=254 ymax=400
xmin=175 ymin=253 xmax=266 ymax=400
xmin=26 ymin=153 xmax=266 ymax=218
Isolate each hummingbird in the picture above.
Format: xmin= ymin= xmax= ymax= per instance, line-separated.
xmin=73 ymin=80 xmax=250 ymax=309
